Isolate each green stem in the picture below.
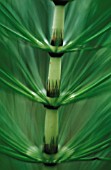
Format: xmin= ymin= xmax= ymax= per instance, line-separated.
xmin=43 ymin=5 xmax=65 ymax=156
xmin=53 ymin=6 xmax=64 ymax=31
xmin=51 ymin=5 xmax=65 ymax=46
xmin=47 ymin=57 xmax=61 ymax=97
xmin=44 ymin=57 xmax=61 ymax=155
xmin=44 ymin=107 xmax=59 ymax=154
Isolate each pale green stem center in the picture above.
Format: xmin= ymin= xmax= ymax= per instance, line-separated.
xmin=53 ymin=5 xmax=65 ymax=31
xmin=47 ymin=57 xmax=61 ymax=95
xmin=45 ymin=108 xmax=58 ymax=144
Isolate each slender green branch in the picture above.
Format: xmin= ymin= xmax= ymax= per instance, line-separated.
xmin=47 ymin=57 xmax=61 ymax=97
xmin=44 ymin=108 xmax=58 ymax=154
xmin=44 ymin=4 xmax=66 ymax=156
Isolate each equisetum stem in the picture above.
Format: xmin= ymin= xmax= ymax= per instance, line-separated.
xmin=44 ymin=4 xmax=65 ymax=156
xmin=44 ymin=57 xmax=61 ymax=155
xmin=47 ymin=57 xmax=61 ymax=97
xmin=51 ymin=5 xmax=65 ymax=46
xmin=53 ymin=6 xmax=64 ymax=30
xmin=44 ymin=107 xmax=58 ymax=154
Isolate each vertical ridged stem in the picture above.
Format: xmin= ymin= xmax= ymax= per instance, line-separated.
xmin=44 ymin=107 xmax=58 ymax=154
xmin=47 ymin=57 xmax=61 ymax=97
xmin=51 ymin=5 xmax=64 ymax=46
xmin=44 ymin=5 xmax=65 ymax=156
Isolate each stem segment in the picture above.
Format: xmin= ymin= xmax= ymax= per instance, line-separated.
xmin=47 ymin=57 xmax=61 ymax=97
xmin=44 ymin=108 xmax=58 ymax=154
xmin=51 ymin=5 xmax=65 ymax=46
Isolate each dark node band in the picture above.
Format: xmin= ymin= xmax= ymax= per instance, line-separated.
xmin=43 ymin=137 xmax=58 ymax=154
xmin=44 ymin=162 xmax=57 ymax=167
xmin=53 ymin=0 xmax=68 ymax=6
xmin=46 ymin=89 xmax=60 ymax=98
xmin=44 ymin=144 xmax=58 ymax=154
xmin=46 ymin=80 xmax=60 ymax=97
xmin=49 ymin=52 xmax=64 ymax=58
xmin=44 ymin=104 xmax=59 ymax=110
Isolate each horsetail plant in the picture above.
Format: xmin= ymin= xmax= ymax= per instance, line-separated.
xmin=44 ymin=0 xmax=67 ymax=155
xmin=1 ymin=0 xmax=111 ymax=169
